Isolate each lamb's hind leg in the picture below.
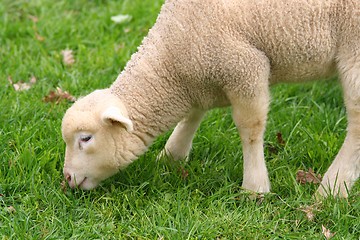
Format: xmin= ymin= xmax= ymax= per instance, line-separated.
xmin=317 ymin=62 xmax=360 ymax=197
xmin=159 ymin=109 xmax=206 ymax=160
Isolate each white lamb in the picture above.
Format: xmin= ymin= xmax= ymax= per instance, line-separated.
xmin=62 ymin=0 xmax=360 ymax=197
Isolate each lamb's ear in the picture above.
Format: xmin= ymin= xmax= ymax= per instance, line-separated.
xmin=101 ymin=106 xmax=133 ymax=132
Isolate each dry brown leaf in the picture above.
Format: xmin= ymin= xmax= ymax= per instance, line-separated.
xmin=29 ymin=76 xmax=37 ymax=84
xmin=276 ymin=132 xmax=286 ymax=145
xmin=178 ymin=166 xmax=189 ymax=180
xmin=7 ymin=206 xmax=16 ymax=214
xmin=36 ymin=34 xmax=45 ymax=42
xmin=296 ymin=168 xmax=322 ymax=184
xmin=322 ymin=225 xmax=335 ymax=239
xmin=299 ymin=205 xmax=316 ymax=221
xmin=8 ymin=76 xmax=37 ymax=91
xmin=43 ymin=87 xmax=76 ymax=104
xmin=61 ymin=49 xmax=75 ymax=66
xmin=28 ymin=15 xmax=39 ymax=23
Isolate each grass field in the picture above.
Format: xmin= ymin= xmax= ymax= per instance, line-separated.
xmin=1 ymin=0 xmax=359 ymax=239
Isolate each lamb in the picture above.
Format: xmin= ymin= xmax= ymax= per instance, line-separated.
xmin=62 ymin=0 xmax=360 ymax=197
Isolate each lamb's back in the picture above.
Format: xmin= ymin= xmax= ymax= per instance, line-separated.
xmin=155 ymin=0 xmax=358 ymax=84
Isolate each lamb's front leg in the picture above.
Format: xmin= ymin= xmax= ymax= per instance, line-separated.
xmin=317 ymin=65 xmax=360 ymax=197
xmin=159 ymin=109 xmax=206 ymax=160
xmin=317 ymin=131 xmax=360 ymax=197
xmin=230 ymin=93 xmax=270 ymax=193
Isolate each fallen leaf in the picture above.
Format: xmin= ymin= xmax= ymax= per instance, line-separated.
xmin=276 ymin=132 xmax=286 ymax=145
xmin=7 ymin=206 xmax=16 ymax=214
xmin=296 ymin=168 xmax=322 ymax=184
xmin=322 ymin=225 xmax=335 ymax=239
xmin=178 ymin=166 xmax=189 ymax=180
xmin=8 ymin=76 xmax=36 ymax=91
xmin=111 ymin=14 xmax=132 ymax=24
xmin=43 ymin=87 xmax=76 ymax=104
xmin=28 ymin=15 xmax=39 ymax=23
xmin=36 ymin=34 xmax=45 ymax=42
xmin=299 ymin=205 xmax=316 ymax=221
xmin=61 ymin=49 xmax=75 ymax=66
xmin=29 ymin=76 xmax=37 ymax=84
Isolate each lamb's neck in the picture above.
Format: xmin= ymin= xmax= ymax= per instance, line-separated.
xmin=111 ymin=63 xmax=191 ymax=148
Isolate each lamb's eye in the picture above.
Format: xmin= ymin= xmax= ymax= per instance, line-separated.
xmin=80 ymin=135 xmax=92 ymax=143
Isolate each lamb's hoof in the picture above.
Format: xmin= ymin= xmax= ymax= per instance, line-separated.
xmin=241 ymin=182 xmax=270 ymax=201
xmin=240 ymin=188 xmax=274 ymax=203
xmin=242 ymin=179 xmax=271 ymax=194
xmin=247 ymin=190 xmax=265 ymax=201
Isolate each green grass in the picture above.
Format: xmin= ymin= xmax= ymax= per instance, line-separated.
xmin=0 ymin=0 xmax=359 ymax=239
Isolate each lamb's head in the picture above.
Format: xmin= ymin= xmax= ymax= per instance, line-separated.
xmin=62 ymin=89 xmax=134 ymax=190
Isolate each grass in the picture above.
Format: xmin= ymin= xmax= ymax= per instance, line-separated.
xmin=0 ymin=0 xmax=359 ymax=239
